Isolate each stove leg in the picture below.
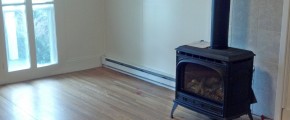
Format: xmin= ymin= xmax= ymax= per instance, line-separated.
xmin=248 ymin=111 xmax=254 ymax=120
xmin=170 ymin=102 xmax=178 ymax=118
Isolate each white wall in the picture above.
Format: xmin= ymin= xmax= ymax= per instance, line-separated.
xmin=56 ymin=0 xmax=105 ymax=72
xmin=105 ymin=0 xmax=143 ymax=71
xmin=230 ymin=0 xmax=283 ymax=118
xmin=105 ymin=0 xmax=212 ymax=76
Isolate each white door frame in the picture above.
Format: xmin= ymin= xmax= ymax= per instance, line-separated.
xmin=275 ymin=0 xmax=290 ymax=119
xmin=0 ymin=0 xmax=62 ymax=85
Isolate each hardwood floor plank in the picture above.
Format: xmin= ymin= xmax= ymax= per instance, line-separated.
xmin=0 ymin=67 xmax=258 ymax=120
xmin=0 ymin=95 xmax=36 ymax=120
xmin=57 ymin=73 xmax=165 ymax=120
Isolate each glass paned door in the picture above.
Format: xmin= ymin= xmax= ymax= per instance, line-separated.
xmin=33 ymin=3 xmax=57 ymax=67
xmin=1 ymin=0 xmax=58 ymax=73
xmin=2 ymin=5 xmax=31 ymax=72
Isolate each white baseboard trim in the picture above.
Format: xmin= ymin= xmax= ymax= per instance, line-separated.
xmin=101 ymin=57 xmax=176 ymax=90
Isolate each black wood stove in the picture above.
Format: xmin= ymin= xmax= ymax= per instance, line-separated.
xmin=170 ymin=0 xmax=256 ymax=119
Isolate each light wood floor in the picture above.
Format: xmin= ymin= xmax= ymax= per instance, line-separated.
xmin=0 ymin=67 xmax=258 ymax=120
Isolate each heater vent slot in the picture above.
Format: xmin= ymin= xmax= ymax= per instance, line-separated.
xmin=178 ymin=51 xmax=223 ymax=64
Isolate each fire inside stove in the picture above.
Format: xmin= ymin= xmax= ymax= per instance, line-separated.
xmin=183 ymin=63 xmax=224 ymax=103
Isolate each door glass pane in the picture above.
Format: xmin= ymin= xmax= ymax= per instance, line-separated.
xmin=2 ymin=5 xmax=31 ymax=72
xmin=2 ymin=0 xmax=25 ymax=5
xmin=33 ymin=4 xmax=58 ymax=67
xmin=32 ymin=0 xmax=53 ymax=4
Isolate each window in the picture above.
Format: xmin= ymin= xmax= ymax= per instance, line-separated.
xmin=1 ymin=0 xmax=57 ymax=72
xmin=32 ymin=0 xmax=57 ymax=67
xmin=2 ymin=1 xmax=30 ymax=72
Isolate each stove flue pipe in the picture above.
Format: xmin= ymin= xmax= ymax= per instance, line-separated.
xmin=210 ymin=0 xmax=231 ymax=49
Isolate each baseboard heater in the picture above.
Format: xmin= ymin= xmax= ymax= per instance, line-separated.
xmin=102 ymin=57 xmax=176 ymax=90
